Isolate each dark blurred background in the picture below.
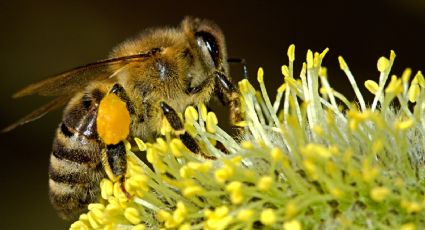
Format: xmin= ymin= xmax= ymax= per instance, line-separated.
xmin=1 ymin=0 xmax=424 ymax=229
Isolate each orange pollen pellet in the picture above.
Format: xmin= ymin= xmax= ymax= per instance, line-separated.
xmin=96 ymin=93 xmax=131 ymax=145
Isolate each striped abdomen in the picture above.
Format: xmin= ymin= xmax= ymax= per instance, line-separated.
xmin=49 ymin=90 xmax=106 ymax=220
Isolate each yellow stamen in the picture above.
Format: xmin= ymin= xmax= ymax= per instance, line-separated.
xmin=370 ymin=187 xmax=390 ymax=202
xmin=257 ymin=67 xmax=264 ymax=83
xmin=287 ymin=44 xmax=295 ymax=62
xmin=260 ymin=208 xmax=276 ymax=226
xmin=377 ymin=57 xmax=389 ymax=72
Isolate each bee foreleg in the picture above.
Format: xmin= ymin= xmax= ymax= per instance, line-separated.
xmin=185 ymin=77 xmax=212 ymax=94
xmin=214 ymin=72 xmax=243 ymax=125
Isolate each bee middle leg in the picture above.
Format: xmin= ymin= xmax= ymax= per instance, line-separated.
xmin=160 ymin=102 xmax=203 ymax=155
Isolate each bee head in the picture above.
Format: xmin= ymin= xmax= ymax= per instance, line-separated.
xmin=182 ymin=17 xmax=228 ymax=73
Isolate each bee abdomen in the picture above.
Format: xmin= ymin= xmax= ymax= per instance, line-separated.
xmin=48 ymin=90 xmax=108 ymax=220
xmin=49 ymin=121 xmax=106 ymax=220
xmin=49 ymin=178 xmax=102 ymax=220
xmin=49 ymin=155 xmax=102 ymax=184
xmin=51 ymin=124 xmax=96 ymax=163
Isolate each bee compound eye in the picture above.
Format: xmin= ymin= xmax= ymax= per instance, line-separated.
xmin=195 ymin=31 xmax=220 ymax=67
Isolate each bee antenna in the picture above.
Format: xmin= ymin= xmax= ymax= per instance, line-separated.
xmin=227 ymin=57 xmax=248 ymax=79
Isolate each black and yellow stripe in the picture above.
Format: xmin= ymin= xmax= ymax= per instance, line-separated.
xmin=48 ymin=90 xmax=107 ymax=220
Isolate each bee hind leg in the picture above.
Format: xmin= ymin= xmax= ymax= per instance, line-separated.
xmin=102 ymin=142 xmax=132 ymax=198
xmin=105 ymin=143 xmax=127 ymax=178
xmin=160 ymin=101 xmax=215 ymax=159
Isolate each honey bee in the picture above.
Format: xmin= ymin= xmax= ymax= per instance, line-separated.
xmin=4 ymin=17 xmax=246 ymax=221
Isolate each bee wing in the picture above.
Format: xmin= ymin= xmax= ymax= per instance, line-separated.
xmin=13 ymin=53 xmax=153 ymax=98
xmin=5 ymin=52 xmax=158 ymax=132
xmin=2 ymin=96 xmax=71 ymax=132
